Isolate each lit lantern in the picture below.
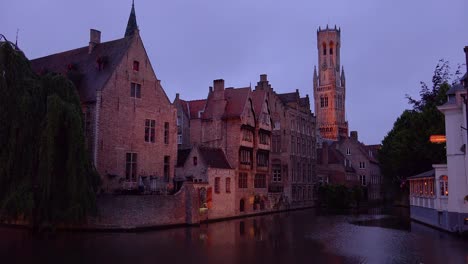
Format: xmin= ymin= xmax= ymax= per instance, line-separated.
xmin=430 ymin=135 xmax=446 ymax=144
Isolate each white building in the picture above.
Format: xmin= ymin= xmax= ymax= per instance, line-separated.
xmin=409 ymin=46 xmax=468 ymax=233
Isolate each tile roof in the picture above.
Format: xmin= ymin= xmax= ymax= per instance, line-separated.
xmin=199 ymin=147 xmax=232 ymax=169
xmin=277 ymin=92 xmax=298 ymax=104
xmin=187 ymin=99 xmax=207 ymax=119
xmin=30 ymin=36 xmax=133 ymax=102
xmin=251 ymin=90 xmax=266 ymax=117
xmin=223 ymin=87 xmax=251 ymax=119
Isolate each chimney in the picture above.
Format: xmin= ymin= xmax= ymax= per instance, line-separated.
xmin=175 ymin=93 xmax=179 ymax=100
xmin=322 ymin=142 xmax=329 ymax=165
xmin=213 ymin=79 xmax=225 ymax=100
xmin=260 ymin=74 xmax=267 ymax=82
xmin=89 ymin=29 xmax=101 ymax=54
xmin=350 ymin=131 xmax=358 ymax=141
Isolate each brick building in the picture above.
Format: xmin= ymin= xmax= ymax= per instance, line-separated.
xmin=317 ymin=132 xmax=383 ymax=201
xmin=254 ymin=74 xmax=316 ymax=207
xmin=313 ymin=26 xmax=348 ymax=141
xmin=31 ymin=2 xmax=177 ymax=193
xmin=175 ymin=146 xmax=236 ymax=219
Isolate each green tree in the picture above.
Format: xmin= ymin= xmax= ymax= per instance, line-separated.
xmin=379 ymin=60 xmax=462 ymax=199
xmin=0 ymin=37 xmax=100 ymax=228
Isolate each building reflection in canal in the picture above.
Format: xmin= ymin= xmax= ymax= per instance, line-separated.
xmin=0 ymin=208 xmax=467 ymax=264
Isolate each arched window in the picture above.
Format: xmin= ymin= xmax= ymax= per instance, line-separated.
xmin=240 ymin=199 xmax=245 ymax=212
xmin=439 ymin=175 xmax=448 ymax=196
xmin=329 ymin=41 xmax=334 ymax=55
xmin=323 ymin=43 xmax=327 ymax=55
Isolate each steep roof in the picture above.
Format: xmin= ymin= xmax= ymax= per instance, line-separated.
xmin=188 ymin=99 xmax=207 ymax=119
xmin=277 ymin=92 xmax=298 ymax=104
xmin=199 ymin=147 xmax=232 ymax=169
xmin=251 ymin=90 xmax=266 ymax=117
xmin=31 ymin=36 xmax=133 ymax=102
xmin=176 ymin=148 xmax=192 ymax=167
xmin=124 ymin=1 xmax=138 ymax=37
xmin=223 ymin=87 xmax=251 ymax=119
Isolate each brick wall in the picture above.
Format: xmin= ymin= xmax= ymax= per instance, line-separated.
xmin=95 ymin=33 xmax=177 ymax=193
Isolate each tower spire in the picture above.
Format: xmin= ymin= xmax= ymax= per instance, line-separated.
xmin=124 ymin=0 xmax=138 ymax=37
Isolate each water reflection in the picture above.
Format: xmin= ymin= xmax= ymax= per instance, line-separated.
xmin=0 ymin=208 xmax=467 ymax=264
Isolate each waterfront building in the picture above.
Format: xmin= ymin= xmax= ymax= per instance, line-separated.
xmin=179 ymin=79 xmax=273 ymax=214
xmin=254 ymin=75 xmax=317 ymax=207
xmin=409 ymin=46 xmax=468 ymax=233
xmin=175 ymin=145 xmax=236 ymax=219
xmin=30 ymin=2 xmax=178 ymax=193
xmin=317 ymin=132 xmax=383 ymax=201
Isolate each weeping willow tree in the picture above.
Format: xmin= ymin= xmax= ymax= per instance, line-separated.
xmin=0 ymin=37 xmax=100 ymax=228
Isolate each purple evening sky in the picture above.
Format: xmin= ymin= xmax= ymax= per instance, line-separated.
xmin=2 ymin=0 xmax=467 ymax=144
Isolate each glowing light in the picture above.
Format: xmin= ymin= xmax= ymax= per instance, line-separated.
xmin=430 ymin=135 xmax=446 ymax=143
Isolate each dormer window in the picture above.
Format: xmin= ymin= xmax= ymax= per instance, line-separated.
xmin=133 ymin=60 xmax=140 ymax=71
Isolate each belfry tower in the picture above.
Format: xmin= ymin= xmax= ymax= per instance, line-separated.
xmin=313 ymin=25 xmax=348 ymax=140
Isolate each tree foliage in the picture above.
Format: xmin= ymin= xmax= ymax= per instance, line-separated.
xmin=0 ymin=39 xmax=100 ymax=228
xmin=379 ymin=60 xmax=462 ymax=188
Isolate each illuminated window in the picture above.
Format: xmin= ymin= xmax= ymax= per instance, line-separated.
xmin=439 ymin=175 xmax=448 ymax=196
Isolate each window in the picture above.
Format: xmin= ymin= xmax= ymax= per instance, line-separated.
xmin=360 ymin=175 xmax=366 ymax=186
xmin=329 ymin=47 xmax=333 ymax=55
xmin=273 ymin=165 xmax=281 ymax=182
xmin=240 ymin=149 xmax=252 ymax=165
xmin=125 ymin=153 xmax=137 ymax=181
xmin=133 ymin=60 xmax=139 ymax=71
xmin=226 ymin=178 xmax=231 ymax=193
xmin=440 ymin=175 xmax=448 ymax=196
xmin=177 ymin=116 xmax=181 ymax=126
xmin=322 ymin=43 xmax=326 ymax=55
xmin=291 ymin=136 xmax=295 ymax=154
xmin=259 ymin=132 xmax=269 ymax=145
xmin=272 ymin=135 xmax=281 ymax=153
xmin=240 ymin=199 xmax=245 ymax=212
xmin=359 ymin=162 xmax=366 ymax=169
xmin=346 ymin=148 xmax=351 ymax=155
xmin=242 ymin=129 xmax=253 ymax=142
xmin=145 ymin=119 xmax=155 ymax=143
xmin=254 ymin=174 xmax=266 ymax=188
xmin=193 ymin=156 xmax=198 ymax=166
xmin=177 ymin=134 xmax=182 ymax=144
xmin=274 ymin=121 xmax=280 ymax=130
xmin=164 ymin=156 xmax=170 ymax=182
xmin=238 ymin=173 xmax=248 ymax=188
xmin=215 ymin=177 xmax=220 ymax=193
xmin=164 ymin=122 xmax=169 ymax=144
xmin=131 ymin=82 xmax=141 ymax=98
xmin=257 ymin=151 xmax=269 ymax=167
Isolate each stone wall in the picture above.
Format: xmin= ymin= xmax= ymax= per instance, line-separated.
xmin=89 ymin=183 xmax=199 ymax=229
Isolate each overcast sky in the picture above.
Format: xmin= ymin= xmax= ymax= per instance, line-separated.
xmin=2 ymin=0 xmax=467 ymax=144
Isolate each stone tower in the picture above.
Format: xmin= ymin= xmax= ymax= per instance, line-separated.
xmin=313 ymin=25 xmax=348 ymax=141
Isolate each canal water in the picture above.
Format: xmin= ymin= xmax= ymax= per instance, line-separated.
xmin=0 ymin=207 xmax=467 ymax=264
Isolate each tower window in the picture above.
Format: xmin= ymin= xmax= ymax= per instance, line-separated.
xmin=330 ymin=48 xmax=333 ymax=55
xmin=322 ymin=43 xmax=327 ymax=55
